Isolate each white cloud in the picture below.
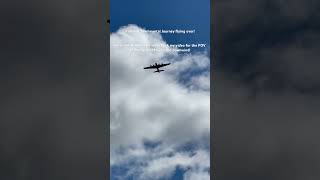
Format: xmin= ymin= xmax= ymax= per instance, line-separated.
xmin=141 ymin=150 xmax=210 ymax=180
xmin=189 ymin=72 xmax=210 ymax=91
xmin=110 ymin=24 xmax=210 ymax=179
xmin=184 ymin=170 xmax=210 ymax=180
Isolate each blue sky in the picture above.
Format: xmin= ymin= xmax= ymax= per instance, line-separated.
xmin=110 ymin=0 xmax=210 ymax=47
xmin=110 ymin=1 xmax=210 ymax=179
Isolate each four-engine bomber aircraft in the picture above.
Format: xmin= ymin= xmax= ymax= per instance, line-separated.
xmin=143 ymin=62 xmax=171 ymax=73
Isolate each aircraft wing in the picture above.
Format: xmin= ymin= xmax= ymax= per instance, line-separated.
xmin=157 ymin=63 xmax=170 ymax=68
xmin=144 ymin=63 xmax=170 ymax=69
xmin=143 ymin=65 xmax=157 ymax=69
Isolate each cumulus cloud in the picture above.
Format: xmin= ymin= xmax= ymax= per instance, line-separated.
xmin=141 ymin=150 xmax=210 ymax=180
xmin=110 ymin=24 xmax=210 ymax=179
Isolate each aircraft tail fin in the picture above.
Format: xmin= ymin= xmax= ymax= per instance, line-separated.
xmin=154 ymin=70 xmax=164 ymax=73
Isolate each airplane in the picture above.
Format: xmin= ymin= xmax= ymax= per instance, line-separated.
xmin=143 ymin=62 xmax=171 ymax=73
